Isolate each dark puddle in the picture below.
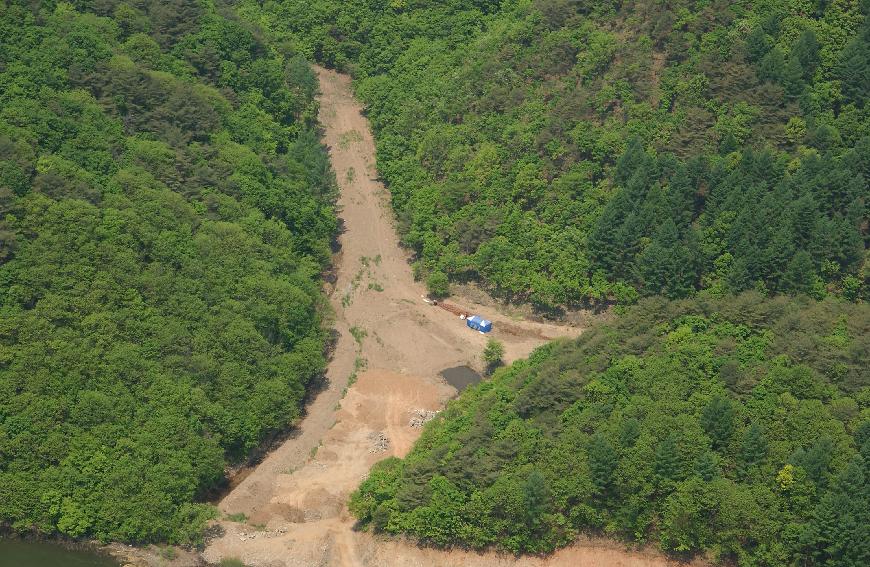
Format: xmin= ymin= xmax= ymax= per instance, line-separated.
xmin=0 ymin=539 xmax=118 ymax=567
xmin=439 ymin=366 xmax=482 ymax=392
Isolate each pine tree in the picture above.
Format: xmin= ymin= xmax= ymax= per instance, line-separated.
xmin=588 ymin=189 xmax=632 ymax=276
xmin=614 ymin=137 xmax=649 ymax=187
xmin=764 ymin=223 xmax=797 ymax=286
xmin=801 ymin=456 xmax=870 ymax=566
xmin=832 ymin=215 xmax=864 ymax=272
xmin=719 ymin=132 xmax=739 ymax=155
xmin=523 ymin=470 xmax=551 ymax=528
xmin=587 ymin=433 xmax=618 ymax=497
xmin=619 ymin=418 xmax=641 ymax=448
xmin=758 ymin=46 xmax=785 ymax=83
xmin=655 ymin=433 xmax=682 ymax=483
xmin=792 ymin=29 xmax=820 ymax=79
xmin=794 ymin=436 xmax=835 ymax=488
xmin=694 ymin=451 xmax=720 ymax=481
xmin=727 ymin=254 xmax=754 ymax=292
xmin=738 ymin=423 xmax=768 ymax=478
xmin=790 ymin=191 xmax=819 ymax=249
xmin=701 ymin=395 xmax=735 ymax=450
xmin=745 ymin=26 xmax=770 ymax=63
xmin=780 ymin=250 xmax=816 ymax=294
xmin=782 ymin=56 xmax=806 ymax=97
xmin=838 ymin=38 xmax=870 ymax=107
xmin=637 ymin=219 xmax=698 ymax=298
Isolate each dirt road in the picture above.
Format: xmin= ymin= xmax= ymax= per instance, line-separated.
xmin=202 ymin=68 xmax=690 ymax=567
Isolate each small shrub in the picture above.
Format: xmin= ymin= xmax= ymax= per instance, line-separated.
xmin=350 ymin=325 xmax=368 ymax=345
xmin=483 ymin=338 xmax=505 ymax=373
xmin=426 ymin=270 xmax=450 ymax=298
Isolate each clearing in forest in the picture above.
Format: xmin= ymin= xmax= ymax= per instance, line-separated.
xmin=202 ymin=68 xmax=688 ymax=567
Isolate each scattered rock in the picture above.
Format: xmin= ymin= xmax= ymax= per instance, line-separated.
xmin=368 ymin=431 xmax=389 ymax=452
xmin=408 ymin=408 xmax=438 ymax=427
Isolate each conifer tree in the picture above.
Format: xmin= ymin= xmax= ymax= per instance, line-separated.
xmin=782 ymin=56 xmax=806 ymax=97
xmin=694 ymin=451 xmax=720 ymax=481
xmin=801 ymin=456 xmax=870 ymax=566
xmin=746 ymin=26 xmax=770 ymax=63
xmin=619 ymin=418 xmax=641 ymax=448
xmin=655 ymin=433 xmax=682 ymax=483
xmin=793 ymin=29 xmax=821 ymax=79
xmin=758 ymin=46 xmax=785 ymax=82
xmin=587 ymin=433 xmax=618 ymax=498
xmin=637 ymin=219 xmax=697 ymax=298
xmin=838 ymin=38 xmax=870 ymax=107
xmin=701 ymin=395 xmax=735 ymax=450
xmin=781 ymin=250 xmax=816 ymax=294
xmin=523 ymin=470 xmax=551 ymax=529
xmin=738 ymin=423 xmax=768 ymax=478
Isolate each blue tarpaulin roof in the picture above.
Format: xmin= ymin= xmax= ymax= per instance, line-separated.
xmin=466 ymin=315 xmax=492 ymax=333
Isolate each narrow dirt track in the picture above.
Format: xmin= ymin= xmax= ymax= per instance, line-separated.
xmin=202 ymin=68 xmax=695 ymax=567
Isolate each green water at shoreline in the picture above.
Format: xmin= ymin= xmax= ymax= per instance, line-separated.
xmin=0 ymin=539 xmax=119 ymax=567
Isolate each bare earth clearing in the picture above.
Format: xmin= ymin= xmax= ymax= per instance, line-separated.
xmin=202 ymin=68 xmax=697 ymax=567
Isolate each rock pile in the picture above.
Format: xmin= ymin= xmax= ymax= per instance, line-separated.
xmin=408 ymin=408 xmax=438 ymax=427
xmin=368 ymin=431 xmax=389 ymax=453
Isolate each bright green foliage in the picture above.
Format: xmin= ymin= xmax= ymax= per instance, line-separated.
xmin=350 ymin=294 xmax=869 ymax=563
xmin=426 ymin=270 xmax=450 ymax=298
xmin=482 ymin=338 xmax=504 ymax=372
xmin=243 ymin=0 xmax=869 ymax=310
xmin=0 ymin=0 xmax=336 ymax=543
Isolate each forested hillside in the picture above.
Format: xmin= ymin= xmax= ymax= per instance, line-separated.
xmin=352 ymin=294 xmax=870 ymax=565
xmin=247 ymin=0 xmax=869 ymax=310
xmin=0 ymin=0 xmax=335 ymax=542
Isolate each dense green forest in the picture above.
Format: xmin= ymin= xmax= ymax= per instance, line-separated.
xmin=352 ymin=294 xmax=870 ymax=565
xmin=248 ymin=0 xmax=868 ymax=310
xmin=0 ymin=0 xmax=335 ymax=543
xmin=2 ymin=1 xmax=868 ymax=563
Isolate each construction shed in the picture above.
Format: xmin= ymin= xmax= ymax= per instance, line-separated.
xmin=466 ymin=315 xmax=492 ymax=333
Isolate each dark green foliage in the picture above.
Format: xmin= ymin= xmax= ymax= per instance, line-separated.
xmin=587 ymin=433 xmax=617 ymax=496
xmin=701 ymin=395 xmax=735 ymax=450
xmin=654 ymin=434 xmax=682 ymax=484
xmin=694 ymin=451 xmax=720 ymax=482
xmin=351 ymin=294 xmax=870 ymax=562
xmin=253 ymin=0 xmax=869 ymax=308
xmin=522 ymin=470 xmax=551 ymax=529
xmin=636 ymin=219 xmax=698 ymax=298
xmin=781 ymin=250 xmax=817 ymax=295
xmin=738 ymin=423 xmax=769 ymax=479
xmin=0 ymin=0 xmax=335 ymax=544
xmin=801 ymin=456 xmax=870 ymax=566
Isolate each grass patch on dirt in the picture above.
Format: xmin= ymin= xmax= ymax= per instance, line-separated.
xmin=350 ymin=325 xmax=368 ymax=346
xmin=338 ymin=129 xmax=363 ymax=149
